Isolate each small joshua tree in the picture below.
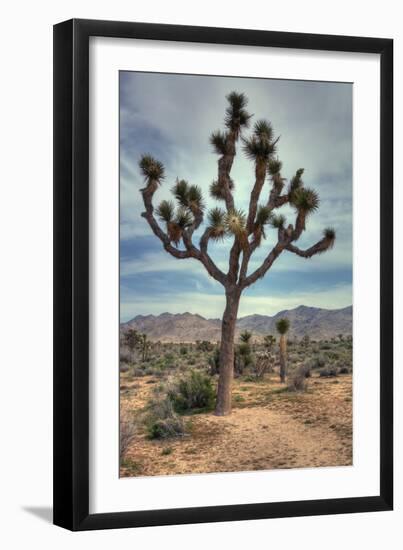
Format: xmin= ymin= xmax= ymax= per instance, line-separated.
xmin=240 ymin=330 xmax=252 ymax=344
xmin=238 ymin=330 xmax=254 ymax=375
xmin=264 ymin=334 xmax=276 ymax=351
xmin=138 ymin=92 xmax=336 ymax=415
xmin=139 ymin=333 xmax=150 ymax=362
xmin=276 ymin=318 xmax=290 ymax=383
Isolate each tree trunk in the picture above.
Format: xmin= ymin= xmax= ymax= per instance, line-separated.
xmin=279 ymin=334 xmax=287 ymax=383
xmin=215 ymin=288 xmax=241 ymax=416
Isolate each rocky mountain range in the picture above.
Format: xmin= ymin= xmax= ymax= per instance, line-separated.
xmin=121 ymin=305 xmax=352 ymax=342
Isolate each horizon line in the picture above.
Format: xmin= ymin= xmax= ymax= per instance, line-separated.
xmin=121 ymin=303 xmax=353 ymax=324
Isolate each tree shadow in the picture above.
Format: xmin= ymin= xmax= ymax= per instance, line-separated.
xmin=22 ymin=506 xmax=53 ymax=524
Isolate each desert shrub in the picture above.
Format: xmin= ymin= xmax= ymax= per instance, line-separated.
xmin=250 ymin=352 xmax=273 ymax=379
xmin=288 ymin=364 xmax=310 ymax=391
xmin=120 ymin=414 xmax=136 ymax=458
xmin=196 ymin=340 xmax=214 ymax=352
xmin=146 ymin=397 xmax=186 ymax=439
xmin=167 ymin=370 xmax=215 ymax=413
xmin=180 ymin=346 xmax=188 ymax=355
xmin=338 ymin=366 xmax=350 ymax=374
xmin=319 ymin=367 xmax=338 ymax=377
xmin=312 ymin=354 xmax=326 ymax=369
xmin=320 ymin=343 xmax=332 ymax=350
xmin=161 ymin=447 xmax=173 ymax=456
xmin=208 ymin=348 xmax=220 ymax=376
xmin=325 ymin=351 xmax=340 ymax=361
xmin=120 ymin=347 xmax=132 ymax=364
xmin=145 ymin=366 xmax=165 ymax=377
xmin=187 ymin=357 xmax=196 ymax=366
xmin=131 ymin=366 xmax=146 ymax=377
xmin=120 ymin=364 xmax=130 ymax=373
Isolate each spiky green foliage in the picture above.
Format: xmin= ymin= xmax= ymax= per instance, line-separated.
xmin=264 ymin=334 xmax=276 ymax=349
xmin=242 ymin=135 xmax=277 ymax=161
xmin=270 ymin=214 xmax=286 ymax=228
xmin=208 ymin=207 xmax=225 ymax=227
xmin=187 ymin=184 xmax=205 ymax=211
xmin=242 ymin=119 xmax=279 ymax=162
xmin=224 ymin=91 xmax=251 ymax=133
xmin=253 ymin=120 xmax=274 ymax=142
xmin=139 ymin=155 xmax=165 ymax=183
xmin=276 ymin=318 xmax=290 ymax=335
xmin=224 ymin=209 xmax=247 ymax=236
xmin=255 ymin=205 xmax=272 ymax=226
xmin=175 ymin=208 xmax=193 ymax=229
xmin=209 ymin=179 xmax=234 ymax=201
xmin=156 ymin=200 xmax=175 ymax=223
xmin=291 ymin=187 xmax=320 ymax=214
xmin=210 ymin=180 xmax=225 ymax=201
xmin=210 ymin=130 xmax=228 ymax=155
xmin=172 ymin=179 xmax=189 ymax=207
xmin=240 ymin=330 xmax=252 ymax=343
xmin=323 ymin=227 xmax=336 ymax=248
xmin=288 ymin=168 xmax=304 ymax=196
xmin=268 ymin=158 xmax=282 ymax=176
xmin=207 ymin=207 xmax=226 ymax=241
xmin=324 ymin=227 xmax=336 ymax=241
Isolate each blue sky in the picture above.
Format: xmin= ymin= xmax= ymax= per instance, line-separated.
xmin=120 ymin=72 xmax=352 ymax=322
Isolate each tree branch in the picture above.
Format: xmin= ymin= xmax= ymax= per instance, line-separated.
xmin=141 ymin=187 xmax=226 ymax=285
xmin=242 ymin=242 xmax=285 ymax=288
xmin=246 ymin=160 xmax=267 ymax=232
xmin=285 ymin=237 xmax=334 ymax=258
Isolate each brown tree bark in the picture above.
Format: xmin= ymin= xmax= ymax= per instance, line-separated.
xmin=215 ymin=287 xmax=241 ymax=416
xmin=279 ymin=334 xmax=287 ymax=383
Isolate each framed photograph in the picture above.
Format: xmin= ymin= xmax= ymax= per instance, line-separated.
xmin=53 ymin=19 xmax=393 ymax=530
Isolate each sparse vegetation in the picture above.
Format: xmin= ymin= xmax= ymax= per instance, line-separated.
xmin=120 ymin=413 xmax=136 ymax=459
xmin=167 ymin=370 xmax=215 ymax=413
xmin=145 ymin=396 xmax=187 ymax=439
xmin=120 ymin=331 xmax=352 ymax=475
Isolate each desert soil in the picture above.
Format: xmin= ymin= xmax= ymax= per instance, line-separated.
xmin=120 ymin=373 xmax=352 ymax=477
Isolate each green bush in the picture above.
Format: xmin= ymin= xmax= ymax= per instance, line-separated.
xmin=196 ymin=340 xmax=214 ymax=352
xmin=168 ymin=371 xmax=215 ymax=413
xmin=208 ymin=348 xmax=220 ymax=375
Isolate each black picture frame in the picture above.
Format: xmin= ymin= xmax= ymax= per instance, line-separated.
xmin=53 ymin=18 xmax=393 ymax=531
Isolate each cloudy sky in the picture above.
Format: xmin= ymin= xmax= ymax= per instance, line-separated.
xmin=120 ymin=71 xmax=352 ymax=322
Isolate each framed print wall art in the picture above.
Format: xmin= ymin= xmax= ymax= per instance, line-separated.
xmin=53 ymin=19 xmax=393 ymax=530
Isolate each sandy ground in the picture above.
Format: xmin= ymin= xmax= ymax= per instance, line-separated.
xmin=120 ymin=373 xmax=352 ymax=477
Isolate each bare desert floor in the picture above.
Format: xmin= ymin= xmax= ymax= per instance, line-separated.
xmin=120 ymin=372 xmax=352 ymax=477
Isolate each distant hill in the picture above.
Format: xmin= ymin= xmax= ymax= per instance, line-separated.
xmin=121 ymin=305 xmax=352 ymax=342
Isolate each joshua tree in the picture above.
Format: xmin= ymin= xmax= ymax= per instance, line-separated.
xmin=139 ymin=333 xmax=150 ymax=362
xmin=240 ymin=330 xmax=252 ymax=344
xmin=124 ymin=328 xmax=140 ymax=352
xmin=276 ymin=318 xmax=290 ymax=383
xmin=237 ymin=330 xmax=254 ymax=375
xmin=263 ymin=334 xmax=276 ymax=351
xmin=301 ymin=334 xmax=310 ymax=348
xmin=138 ymin=92 xmax=336 ymax=415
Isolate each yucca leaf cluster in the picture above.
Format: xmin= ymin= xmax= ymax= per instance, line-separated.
xmin=242 ymin=120 xmax=278 ymax=162
xmin=139 ymin=154 xmax=165 ymax=184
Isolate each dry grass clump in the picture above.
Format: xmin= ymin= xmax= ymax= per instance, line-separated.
xmin=120 ymin=413 xmax=136 ymax=459
xmin=145 ymin=396 xmax=187 ymax=439
xmin=287 ymin=364 xmax=311 ymax=392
